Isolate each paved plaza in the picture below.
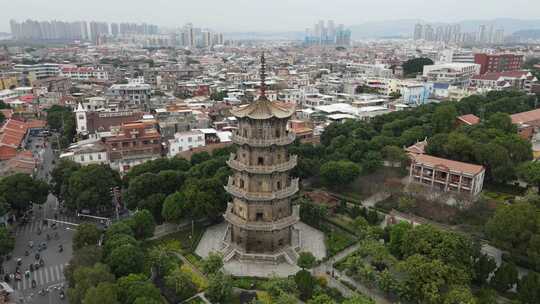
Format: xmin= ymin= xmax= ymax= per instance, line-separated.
xmin=196 ymin=221 xmax=326 ymax=277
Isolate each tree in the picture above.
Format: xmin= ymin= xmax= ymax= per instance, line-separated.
xmin=297 ymin=252 xmax=317 ymax=269
xmin=486 ymin=112 xmax=515 ymax=133
xmin=148 ymin=241 xmax=181 ymax=276
xmin=133 ymin=298 xmax=162 ymax=304
xmin=382 ymin=145 xmax=408 ymax=167
xmin=202 ymin=252 xmax=223 ymax=275
xmin=388 ymin=221 xmax=413 ymax=258
xmin=205 ymin=272 xmax=233 ymax=303
xmin=103 ymin=234 xmax=138 ymax=259
xmin=105 ymin=221 xmax=134 ymax=240
xmin=73 ymin=224 xmax=101 ymax=250
xmin=0 ymin=173 xmax=48 ymax=213
xmin=64 ymin=245 xmax=103 ymax=286
xmin=320 ymin=160 xmax=361 ymax=188
xmin=295 ymin=269 xmax=316 ymax=301
xmin=476 ymin=288 xmax=497 ymax=304
xmin=307 ymin=294 xmax=336 ymax=304
xmin=432 ymin=105 xmax=458 ymax=134
xmin=518 ymin=272 xmax=540 ymax=304
xmin=117 ymin=274 xmax=162 ymax=304
xmin=362 ymin=151 xmax=383 ymax=173
xmin=50 ymin=159 xmax=80 ymax=199
xmin=519 ymin=161 xmax=540 ymax=190
xmin=65 ymin=164 xmax=121 ymax=213
xmin=485 ymin=202 xmax=538 ymax=253
xmin=473 ymin=254 xmax=497 ymax=286
xmin=191 ymin=151 xmax=211 ymax=165
xmin=342 ymin=295 xmax=374 ymax=304
xmin=83 ymin=282 xmax=119 ymax=304
xmin=67 ymin=263 xmax=115 ymax=304
xmin=106 ymin=244 xmax=144 ymax=277
xmin=165 ymin=267 xmax=198 ymax=300
xmin=0 ymin=227 xmax=14 ymax=256
xmin=127 ymin=209 xmax=155 ymax=240
xmin=443 ymin=286 xmax=476 ymax=304
xmin=402 ymin=57 xmax=434 ymax=76
xmin=490 ymin=262 xmax=518 ymax=293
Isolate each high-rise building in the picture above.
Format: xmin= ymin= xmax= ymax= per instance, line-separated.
xmin=414 ymin=23 xmax=423 ymax=40
xmin=224 ymin=53 xmax=299 ymax=256
xmin=305 ymin=21 xmax=351 ymax=46
xmin=111 ymin=23 xmax=119 ymax=37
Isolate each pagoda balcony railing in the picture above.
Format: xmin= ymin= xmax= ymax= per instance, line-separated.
xmin=227 ymin=154 xmax=297 ymax=174
xmin=231 ymin=133 xmax=295 ymax=147
xmin=224 ymin=203 xmax=299 ymax=231
xmin=224 ymin=177 xmax=299 ymax=201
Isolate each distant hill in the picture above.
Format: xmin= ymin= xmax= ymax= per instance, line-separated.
xmin=511 ymin=29 xmax=540 ymax=40
xmin=349 ymin=18 xmax=540 ymax=39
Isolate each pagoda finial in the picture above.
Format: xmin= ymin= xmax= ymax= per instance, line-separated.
xmin=259 ymin=51 xmax=267 ymax=100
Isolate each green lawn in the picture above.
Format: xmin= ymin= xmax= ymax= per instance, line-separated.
xmin=145 ymin=224 xmax=206 ymax=254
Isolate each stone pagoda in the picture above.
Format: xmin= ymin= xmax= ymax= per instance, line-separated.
xmin=223 ymin=53 xmax=300 ymax=261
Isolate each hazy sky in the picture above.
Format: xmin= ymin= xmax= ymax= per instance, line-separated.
xmin=2 ymin=0 xmax=539 ymax=32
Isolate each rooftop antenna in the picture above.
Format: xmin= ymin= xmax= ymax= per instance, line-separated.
xmin=259 ymin=51 xmax=267 ymax=100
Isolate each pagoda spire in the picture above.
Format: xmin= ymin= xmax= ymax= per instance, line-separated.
xmin=259 ymin=51 xmax=267 ymax=100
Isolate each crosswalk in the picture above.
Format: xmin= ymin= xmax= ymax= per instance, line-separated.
xmin=14 ymin=215 xmax=79 ymax=236
xmin=14 ymin=263 xmax=67 ymax=291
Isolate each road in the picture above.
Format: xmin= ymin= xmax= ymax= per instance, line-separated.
xmin=5 ymin=134 xmax=76 ymax=304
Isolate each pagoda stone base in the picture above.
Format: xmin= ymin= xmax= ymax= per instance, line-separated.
xmin=195 ymin=221 xmax=326 ymax=277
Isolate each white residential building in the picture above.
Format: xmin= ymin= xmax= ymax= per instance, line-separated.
xmin=423 ymin=63 xmax=480 ymax=87
xmin=60 ymin=66 xmax=109 ymax=81
xmin=59 ymin=141 xmax=109 ymax=166
xmin=168 ymin=130 xmax=205 ymax=157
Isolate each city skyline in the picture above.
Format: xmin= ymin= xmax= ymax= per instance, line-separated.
xmin=1 ymin=0 xmax=540 ymax=33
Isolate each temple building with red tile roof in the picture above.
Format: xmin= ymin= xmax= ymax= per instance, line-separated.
xmin=408 ymin=153 xmax=485 ymax=196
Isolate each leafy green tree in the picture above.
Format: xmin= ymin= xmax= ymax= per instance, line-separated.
xmin=64 ymin=245 xmax=103 ymax=286
xmin=295 ymin=269 xmax=316 ymax=301
xmin=362 ymin=151 xmax=383 ymax=173
xmin=148 ymin=241 xmax=181 ymax=276
xmin=0 ymin=173 xmax=48 ymax=213
xmin=65 ymin=164 xmax=121 ymax=213
xmin=165 ymin=267 xmax=198 ymax=300
xmin=105 ymin=221 xmax=134 ymax=240
xmin=443 ymin=286 xmax=476 ymax=304
xmin=297 ymin=252 xmax=317 ymax=269
xmin=402 ymin=57 xmax=434 ymax=76
xmin=125 ymin=157 xmax=190 ymax=181
xmin=518 ymin=272 xmax=540 ymax=304
xmin=519 ymin=161 xmax=540 ymax=190
xmin=106 ymin=244 xmax=144 ymax=277
xmin=486 ymin=112 xmax=515 ymax=133
xmin=485 ymin=202 xmax=538 ymax=253
xmin=263 ymin=276 xmax=298 ymax=299
xmin=50 ymin=159 xmax=80 ymax=199
xmin=320 ymin=160 xmax=361 ymax=188
xmin=432 ymin=105 xmax=458 ymax=134
xmin=133 ymin=298 xmax=162 ymax=304
xmin=307 ymin=294 xmax=336 ymax=304
xmin=476 ymin=288 xmax=497 ymax=304
xmin=103 ymin=233 xmax=138 ymax=259
xmin=202 ymin=252 xmax=223 ymax=275
xmin=398 ymin=254 xmax=469 ymax=304
xmin=73 ymin=223 xmax=101 ymax=250
xmin=382 ymin=145 xmax=408 ymax=167
xmin=490 ymin=262 xmax=518 ymax=293
xmin=83 ymin=282 xmax=119 ymax=304
xmin=342 ymin=295 xmax=374 ymax=304
xmin=299 ymin=200 xmax=328 ymax=229
xmin=0 ymin=227 xmax=14 ymax=256
xmin=388 ymin=221 xmax=413 ymax=258
xmin=117 ymin=274 xmax=162 ymax=304
xmin=67 ymin=263 xmax=115 ymax=304
xmin=127 ymin=209 xmax=155 ymax=240
xmin=473 ymin=254 xmax=497 ymax=286
xmin=191 ymin=151 xmax=211 ymax=165
xmin=205 ymin=272 xmax=233 ymax=303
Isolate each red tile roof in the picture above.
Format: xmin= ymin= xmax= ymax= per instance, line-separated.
xmin=411 ymin=153 xmax=485 ymax=175
xmin=511 ymin=108 xmax=540 ymax=125
xmin=457 ymin=114 xmax=480 ymax=126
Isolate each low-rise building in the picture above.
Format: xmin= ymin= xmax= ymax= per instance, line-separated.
xmin=60 ymin=66 xmax=109 ymax=81
xmin=167 ymin=130 xmax=205 ymax=157
xmin=104 ymin=122 xmax=162 ymax=173
xmin=408 ymin=153 xmax=485 ymax=196
xmin=60 ymin=141 xmax=109 ymax=166
xmin=423 ymin=63 xmax=480 ymax=87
